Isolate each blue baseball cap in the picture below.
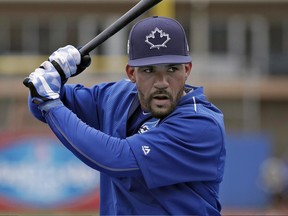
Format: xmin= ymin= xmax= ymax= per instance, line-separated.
xmin=127 ymin=16 xmax=192 ymax=67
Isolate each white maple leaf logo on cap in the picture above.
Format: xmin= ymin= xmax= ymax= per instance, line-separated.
xmin=145 ymin=28 xmax=171 ymax=50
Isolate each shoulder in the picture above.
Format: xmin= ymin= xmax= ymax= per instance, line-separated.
xmin=61 ymin=79 xmax=136 ymax=96
xmin=159 ymin=87 xmax=225 ymax=141
xmin=178 ymin=86 xmax=224 ymax=124
xmin=108 ymin=79 xmax=136 ymax=93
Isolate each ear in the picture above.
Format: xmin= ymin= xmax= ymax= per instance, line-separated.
xmin=126 ymin=64 xmax=136 ymax=83
xmin=184 ymin=63 xmax=192 ymax=80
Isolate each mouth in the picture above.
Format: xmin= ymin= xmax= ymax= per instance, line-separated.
xmin=151 ymin=94 xmax=171 ymax=107
xmin=153 ymin=94 xmax=169 ymax=100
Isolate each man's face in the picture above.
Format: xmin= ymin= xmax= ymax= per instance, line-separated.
xmin=126 ymin=63 xmax=192 ymax=118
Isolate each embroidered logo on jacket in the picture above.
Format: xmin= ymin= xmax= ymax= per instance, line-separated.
xmin=138 ymin=119 xmax=159 ymax=156
xmin=138 ymin=120 xmax=159 ymax=134
xmin=142 ymin=146 xmax=150 ymax=155
xmin=145 ymin=28 xmax=171 ymax=50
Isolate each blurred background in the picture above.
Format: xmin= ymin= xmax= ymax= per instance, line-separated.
xmin=0 ymin=0 xmax=288 ymax=215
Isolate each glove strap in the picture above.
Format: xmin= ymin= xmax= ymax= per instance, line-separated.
xmin=50 ymin=60 xmax=67 ymax=81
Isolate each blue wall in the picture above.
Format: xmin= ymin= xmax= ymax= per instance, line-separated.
xmin=220 ymin=132 xmax=272 ymax=208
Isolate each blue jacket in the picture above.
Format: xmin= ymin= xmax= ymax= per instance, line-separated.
xmin=29 ymin=79 xmax=226 ymax=215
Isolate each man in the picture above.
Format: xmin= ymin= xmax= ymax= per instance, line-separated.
xmin=24 ymin=16 xmax=226 ymax=215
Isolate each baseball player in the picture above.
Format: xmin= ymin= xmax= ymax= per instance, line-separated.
xmin=24 ymin=16 xmax=226 ymax=215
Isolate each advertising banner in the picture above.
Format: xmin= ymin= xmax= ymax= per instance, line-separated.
xmin=0 ymin=132 xmax=100 ymax=214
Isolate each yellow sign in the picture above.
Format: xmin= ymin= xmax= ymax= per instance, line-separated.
xmin=150 ymin=0 xmax=175 ymax=18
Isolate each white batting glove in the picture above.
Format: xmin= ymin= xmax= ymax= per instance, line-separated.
xmin=48 ymin=45 xmax=91 ymax=82
xmin=23 ymin=61 xmax=61 ymax=104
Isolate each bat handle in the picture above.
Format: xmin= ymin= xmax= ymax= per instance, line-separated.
xmin=79 ymin=0 xmax=162 ymax=56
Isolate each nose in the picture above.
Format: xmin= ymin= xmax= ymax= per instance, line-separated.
xmin=153 ymin=71 xmax=169 ymax=89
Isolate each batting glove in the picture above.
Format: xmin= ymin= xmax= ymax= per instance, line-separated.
xmin=48 ymin=45 xmax=91 ymax=83
xmin=23 ymin=61 xmax=62 ymax=104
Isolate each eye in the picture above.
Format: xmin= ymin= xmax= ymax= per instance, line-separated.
xmin=140 ymin=67 xmax=154 ymax=73
xmin=144 ymin=68 xmax=153 ymax=73
xmin=167 ymin=66 xmax=179 ymax=73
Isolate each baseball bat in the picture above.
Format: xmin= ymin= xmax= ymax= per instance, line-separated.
xmin=79 ymin=0 xmax=163 ymax=56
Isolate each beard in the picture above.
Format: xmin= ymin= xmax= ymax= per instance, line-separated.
xmin=138 ymin=88 xmax=184 ymax=119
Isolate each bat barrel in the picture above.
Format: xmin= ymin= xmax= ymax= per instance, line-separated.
xmin=79 ymin=0 xmax=162 ymax=56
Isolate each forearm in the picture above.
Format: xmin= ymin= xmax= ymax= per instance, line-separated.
xmin=39 ymin=100 xmax=141 ymax=177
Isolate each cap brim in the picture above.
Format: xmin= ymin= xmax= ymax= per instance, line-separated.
xmin=128 ymin=55 xmax=192 ymax=67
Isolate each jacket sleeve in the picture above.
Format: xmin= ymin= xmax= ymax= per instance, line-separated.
xmin=40 ymin=100 xmax=142 ymax=177
xmin=28 ymin=93 xmax=47 ymax=123
xmin=28 ymin=83 xmax=113 ymax=128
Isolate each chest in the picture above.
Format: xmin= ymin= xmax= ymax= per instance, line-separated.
xmin=126 ymin=106 xmax=159 ymax=136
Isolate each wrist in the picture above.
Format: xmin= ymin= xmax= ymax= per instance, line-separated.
xmin=38 ymin=99 xmax=64 ymax=113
